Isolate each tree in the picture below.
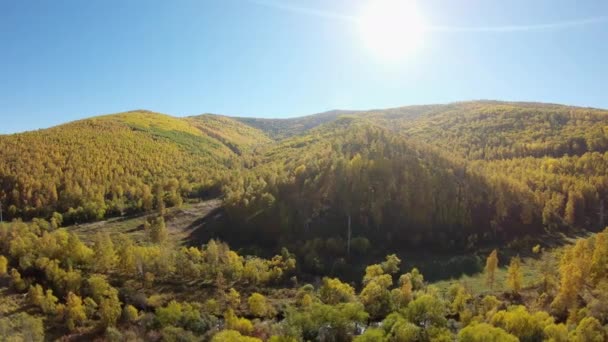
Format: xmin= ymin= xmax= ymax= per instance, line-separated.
xmin=448 ymin=283 xmax=471 ymax=314
xmin=485 ymin=249 xmax=499 ymax=289
xmin=226 ymin=288 xmax=241 ymax=309
xmin=362 ymin=264 xmax=384 ymax=285
xmin=359 ymin=274 xmax=393 ymax=319
xmin=506 ymin=256 xmax=523 ymax=293
xmin=92 ymin=232 xmax=118 ymax=273
xmin=122 ymin=305 xmax=139 ymax=323
xmin=41 ymin=289 xmax=59 ymax=314
xmin=149 ymin=216 xmax=168 ymax=244
xmin=490 ymin=305 xmax=552 ymax=342
xmin=224 ymin=309 xmax=254 ymax=335
xmin=99 ymin=291 xmax=122 ymax=327
xmin=544 ymin=323 xmax=569 ymax=342
xmin=391 ymin=275 xmax=413 ymax=310
xmin=381 ymin=254 xmax=401 ymax=274
xmin=28 ymin=284 xmax=45 ymax=308
xmin=65 ymin=292 xmax=87 ymax=331
xmin=319 ymin=277 xmax=355 ymax=304
xmin=156 ymin=300 xmax=183 ymax=327
xmin=404 ymin=294 xmax=446 ymax=328
xmin=248 ymin=293 xmax=272 ymax=318
xmin=353 ymin=328 xmax=385 ymax=342
xmin=570 ymin=317 xmax=605 ymax=342
xmin=10 ymin=269 xmax=27 ymax=292
xmin=87 ymin=274 xmax=112 ymax=303
xmin=0 ymin=255 xmax=7 ymax=276
xmin=391 ymin=319 xmax=421 ymax=342
xmin=565 ymin=190 xmax=584 ymax=226
xmin=0 ymin=313 xmax=45 ymax=342
xmin=458 ymin=323 xmax=518 ymax=342
xmin=212 ymin=330 xmax=262 ymax=342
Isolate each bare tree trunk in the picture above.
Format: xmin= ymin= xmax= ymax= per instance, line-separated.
xmin=599 ymin=199 xmax=605 ymax=230
xmin=347 ymin=214 xmax=352 ymax=255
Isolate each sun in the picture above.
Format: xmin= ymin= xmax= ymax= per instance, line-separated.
xmin=357 ymin=0 xmax=427 ymax=61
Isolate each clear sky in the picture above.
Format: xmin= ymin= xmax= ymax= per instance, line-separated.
xmin=1 ymin=0 xmax=607 ymax=134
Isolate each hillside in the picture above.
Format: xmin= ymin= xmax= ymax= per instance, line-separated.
xmin=0 ymin=111 xmax=270 ymax=222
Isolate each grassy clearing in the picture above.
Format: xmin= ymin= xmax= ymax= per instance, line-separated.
xmin=430 ymin=232 xmax=592 ymax=297
xmin=67 ymin=200 xmax=222 ymax=247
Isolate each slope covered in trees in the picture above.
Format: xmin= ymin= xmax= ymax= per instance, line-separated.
xmin=222 ymin=117 xmax=540 ymax=252
xmin=0 ymin=111 xmax=270 ymax=222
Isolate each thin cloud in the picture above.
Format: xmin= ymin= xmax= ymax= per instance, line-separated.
xmin=247 ymin=0 xmax=608 ymax=32
xmin=430 ymin=16 xmax=608 ymax=32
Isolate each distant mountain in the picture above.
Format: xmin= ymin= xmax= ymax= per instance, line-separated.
xmin=231 ymin=109 xmax=361 ymax=139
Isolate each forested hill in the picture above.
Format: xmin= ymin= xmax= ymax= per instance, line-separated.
xmin=1 ymin=101 xmax=608 ymax=242
xmin=370 ymin=101 xmax=608 ymax=160
xmin=0 ymin=111 xmax=271 ymax=222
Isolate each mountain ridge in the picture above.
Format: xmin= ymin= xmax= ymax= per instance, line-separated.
xmin=5 ymin=100 xmax=606 ymax=137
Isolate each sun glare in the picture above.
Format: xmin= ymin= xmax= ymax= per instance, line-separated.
xmin=358 ymin=0 xmax=427 ymax=61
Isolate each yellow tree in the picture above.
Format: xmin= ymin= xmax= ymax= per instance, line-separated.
xmin=484 ymin=249 xmax=499 ymax=289
xmin=65 ymin=292 xmax=87 ymax=331
xmin=92 ymin=232 xmax=117 ymax=273
xmin=0 ymin=255 xmax=7 ymax=276
xmin=506 ymin=256 xmax=522 ymax=294
xmin=319 ymin=277 xmax=355 ymax=304
xmin=226 ymin=288 xmax=241 ymax=309
xmin=248 ymin=293 xmax=271 ymax=318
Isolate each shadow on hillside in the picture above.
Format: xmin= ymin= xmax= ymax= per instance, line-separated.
xmin=177 ymin=200 xmax=593 ymax=284
xmin=181 ymin=207 xmax=227 ymax=247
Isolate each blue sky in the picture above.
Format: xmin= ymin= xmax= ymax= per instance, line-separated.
xmin=1 ymin=0 xmax=607 ymax=134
